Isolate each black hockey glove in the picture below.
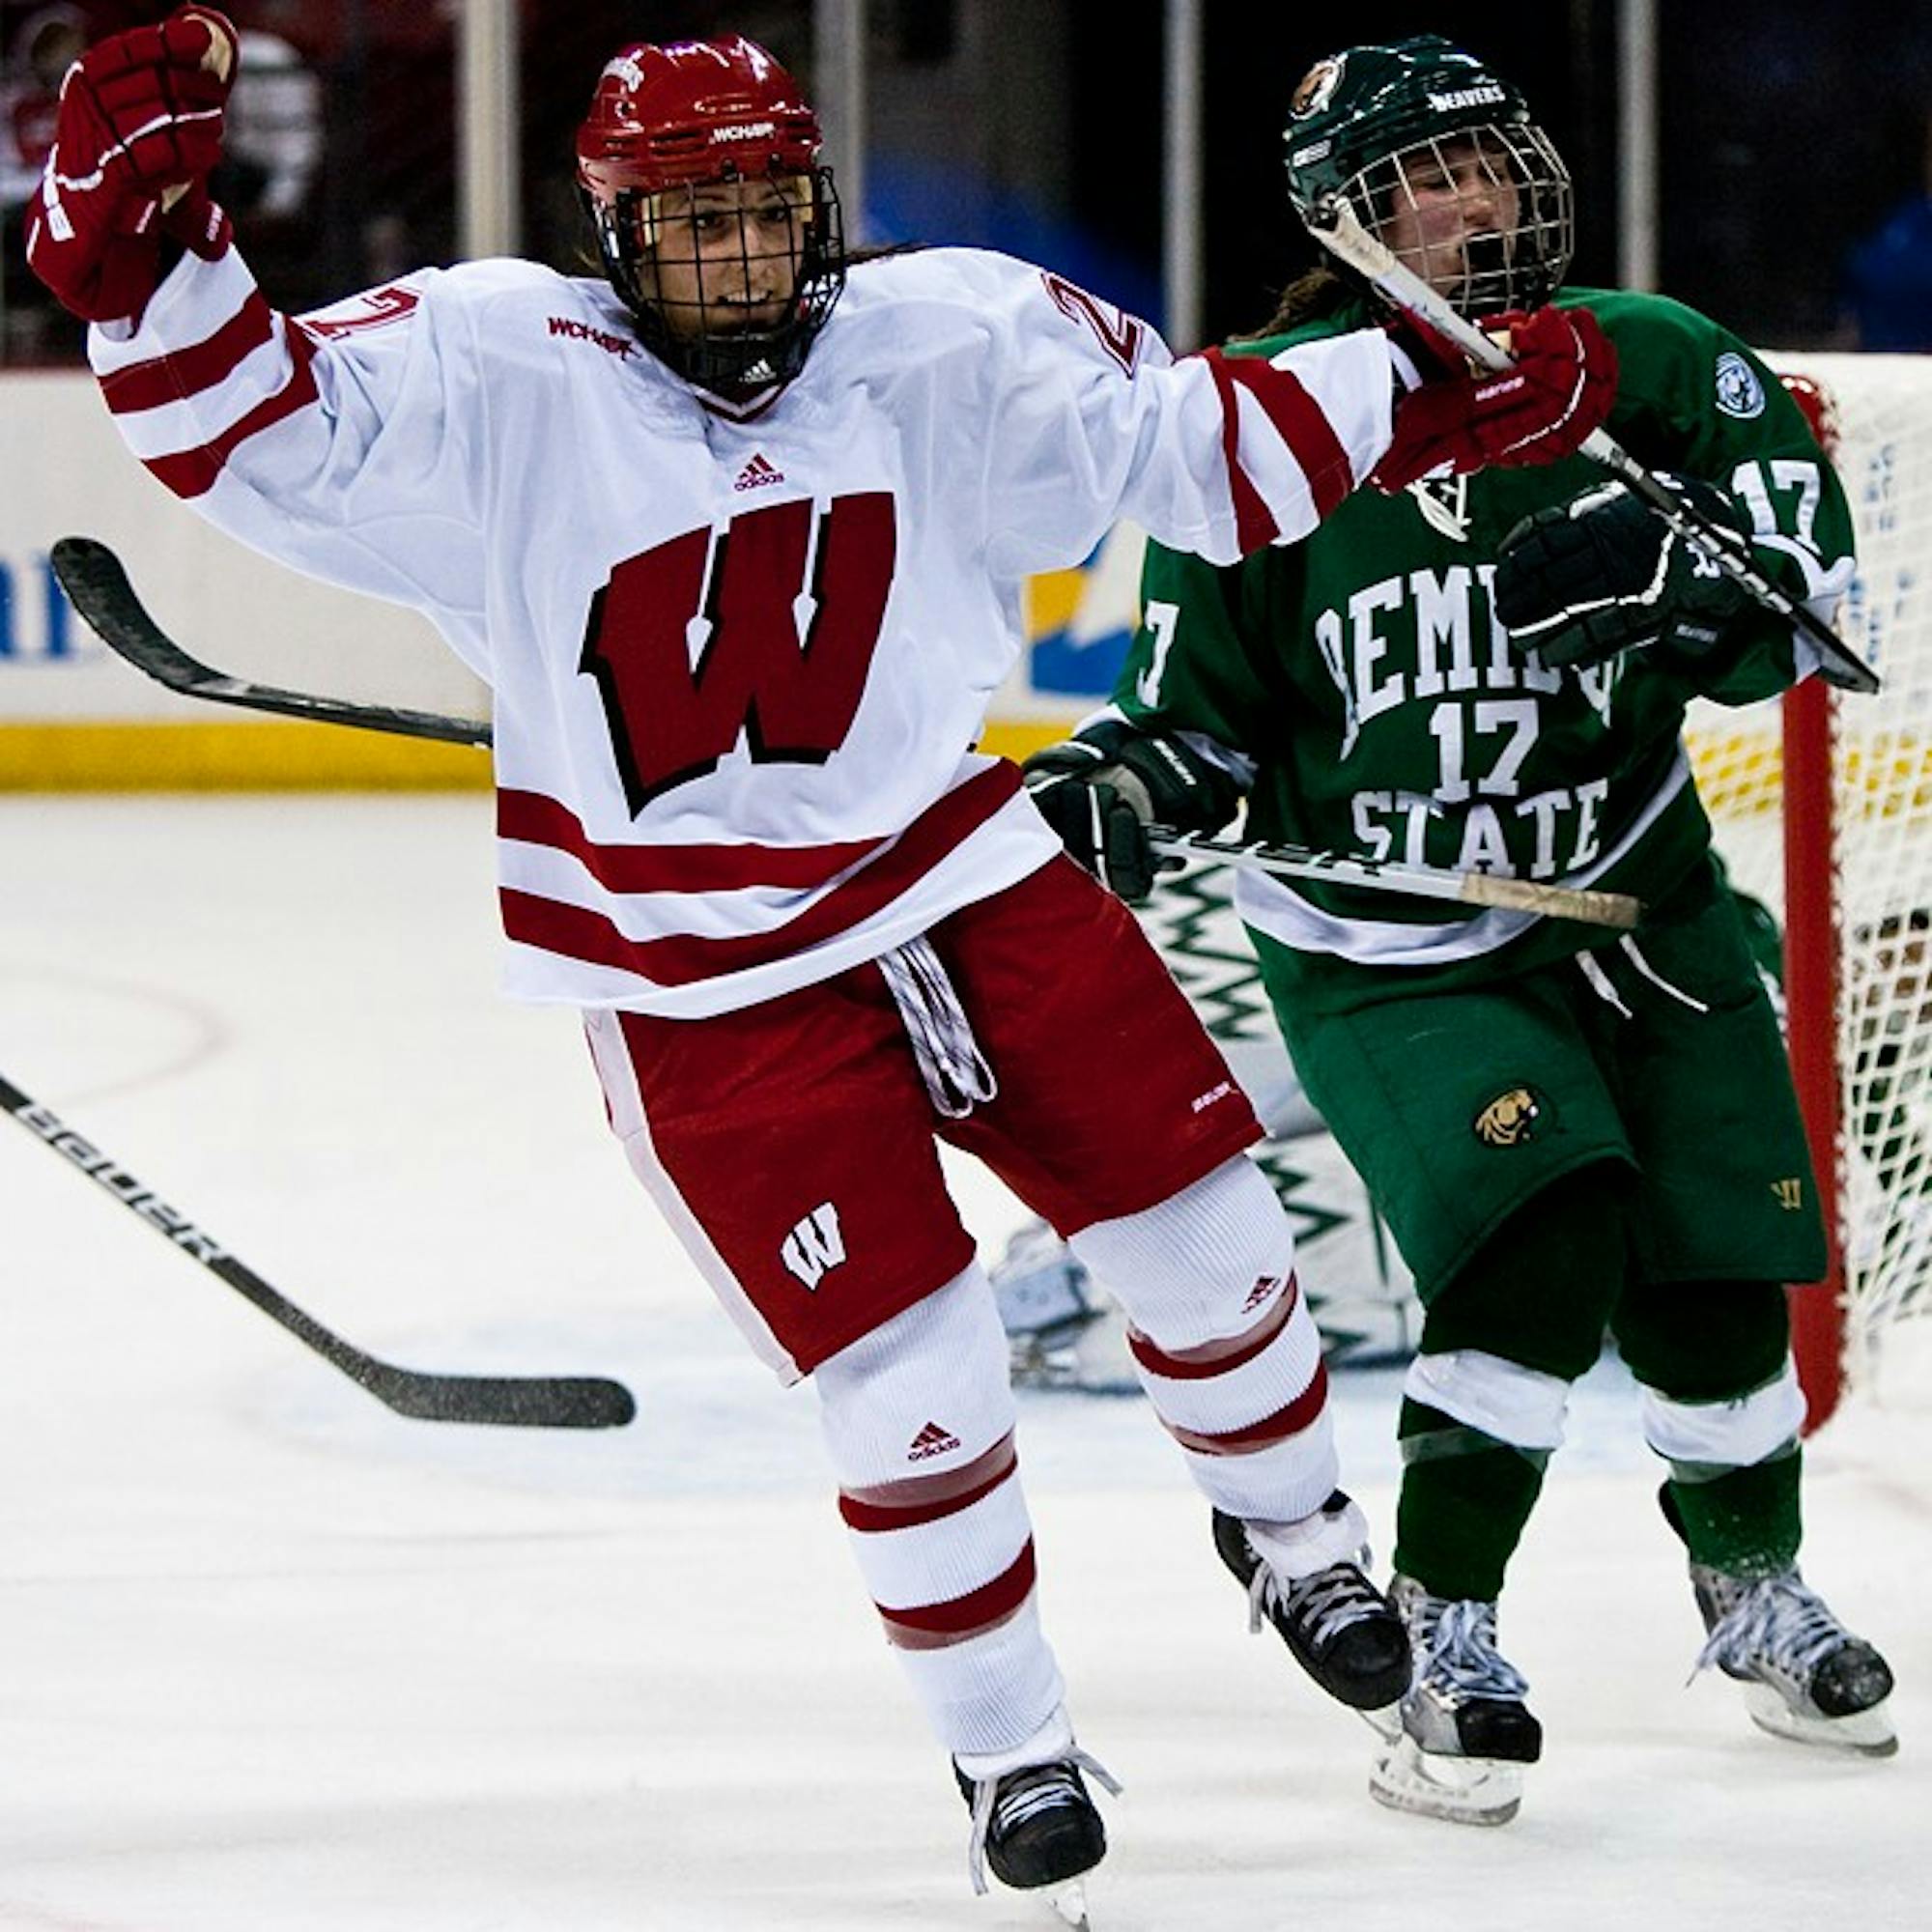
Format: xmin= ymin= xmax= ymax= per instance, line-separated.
xmin=1021 ymin=724 xmax=1241 ymax=904
xmin=1492 ymin=472 xmax=1754 ymax=670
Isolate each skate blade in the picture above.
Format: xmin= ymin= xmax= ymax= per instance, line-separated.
xmin=1047 ymin=1876 xmax=1092 ymax=1928
xmin=1369 ymin=1733 xmax=1523 ymax=1826
xmin=1744 ymin=1685 xmax=1899 ymax=1757
xmin=1358 ymin=1699 xmax=1404 ymax=1745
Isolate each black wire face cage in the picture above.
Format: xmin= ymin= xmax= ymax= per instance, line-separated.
xmin=590 ymin=166 xmax=846 ymax=397
xmin=1348 ymin=122 xmax=1573 ymax=318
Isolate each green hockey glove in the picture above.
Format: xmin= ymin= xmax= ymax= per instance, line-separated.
xmin=1493 ymin=472 xmax=1754 ymax=669
xmin=1021 ymin=724 xmax=1241 ymax=904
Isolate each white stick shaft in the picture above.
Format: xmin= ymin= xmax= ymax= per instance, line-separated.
xmin=1308 ymin=201 xmax=1878 ymax=695
xmin=1148 ymin=828 xmax=1639 ymax=929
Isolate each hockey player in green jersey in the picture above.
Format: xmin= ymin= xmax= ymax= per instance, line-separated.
xmin=1023 ymin=36 xmax=1897 ymax=1826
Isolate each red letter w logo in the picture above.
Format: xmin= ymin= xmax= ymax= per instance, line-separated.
xmin=581 ymin=493 xmax=897 ymax=813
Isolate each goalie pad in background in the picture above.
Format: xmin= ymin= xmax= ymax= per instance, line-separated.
xmin=993 ymin=861 xmax=1422 ymax=1394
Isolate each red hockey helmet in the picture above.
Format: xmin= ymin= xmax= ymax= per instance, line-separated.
xmin=576 ymin=36 xmax=845 ymax=395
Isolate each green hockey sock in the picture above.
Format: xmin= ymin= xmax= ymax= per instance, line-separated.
xmin=1392 ymin=1399 xmax=1548 ymax=1602
xmin=1659 ymin=1443 xmax=1803 ymax=1577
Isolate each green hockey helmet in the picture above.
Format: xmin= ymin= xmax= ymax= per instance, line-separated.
xmin=1282 ymin=36 xmax=1573 ymax=317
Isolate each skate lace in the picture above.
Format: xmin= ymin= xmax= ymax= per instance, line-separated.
xmin=1416 ymin=1598 xmax=1531 ymax=1702
xmin=1250 ymin=1557 xmax=1378 ymax=1649
xmin=964 ymin=1749 xmax=1122 ymax=1897
xmin=1693 ymin=1571 xmax=1846 ymax=1686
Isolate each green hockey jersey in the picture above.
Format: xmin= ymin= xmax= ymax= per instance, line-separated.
xmin=1115 ymin=288 xmax=1855 ymax=1007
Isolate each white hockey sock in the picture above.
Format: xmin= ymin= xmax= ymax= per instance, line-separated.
xmin=815 ymin=1265 xmax=1067 ymax=1757
xmin=1243 ymin=1492 xmax=1371 ymax=1580
xmin=1130 ymin=1279 xmax=1340 ymax=1522
xmin=1072 ymin=1155 xmax=1339 ymax=1523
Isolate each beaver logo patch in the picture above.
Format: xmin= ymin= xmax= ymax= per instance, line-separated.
xmin=1290 ymin=58 xmax=1344 ymax=119
xmin=1474 ymin=1087 xmax=1543 ymax=1148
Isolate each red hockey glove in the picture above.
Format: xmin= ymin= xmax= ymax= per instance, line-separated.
xmin=1371 ymin=305 xmax=1618 ymax=493
xmin=24 ymin=6 xmax=239 ymax=325
xmin=1381 ymin=309 xmax=1469 ymax=385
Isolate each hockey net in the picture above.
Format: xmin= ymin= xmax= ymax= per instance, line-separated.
xmin=1690 ymin=353 xmax=1932 ymax=1420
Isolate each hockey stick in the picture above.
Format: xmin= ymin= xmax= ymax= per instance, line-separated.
xmin=49 ymin=537 xmax=494 ymax=747
xmin=1302 ymin=200 xmax=1881 ymax=696
xmin=1 ymin=1070 xmax=636 ymax=1429
xmin=1149 ymin=826 xmax=1639 ymax=929
xmin=55 ymin=535 xmax=1641 ymax=924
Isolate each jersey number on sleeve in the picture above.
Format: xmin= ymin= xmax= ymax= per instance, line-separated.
xmin=581 ymin=492 xmax=897 ymax=814
xmin=1040 ymin=272 xmax=1145 ymax=376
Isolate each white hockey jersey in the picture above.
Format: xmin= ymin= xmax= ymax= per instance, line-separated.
xmin=90 ymin=242 xmax=1400 ymax=1016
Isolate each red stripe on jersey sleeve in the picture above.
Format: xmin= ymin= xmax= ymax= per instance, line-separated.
xmin=99 ymin=291 xmax=276 ymax=415
xmin=498 ymin=787 xmax=886 ymax=894
xmin=1214 ymin=352 xmax=1357 ymax=523
xmin=500 ymin=761 xmax=1023 ymax=989
xmin=1198 ymin=347 xmax=1280 ymax=553
xmin=142 ymin=321 xmax=320 ymax=499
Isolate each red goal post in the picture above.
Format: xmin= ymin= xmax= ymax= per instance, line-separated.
xmin=1692 ymin=353 xmax=1932 ymax=1429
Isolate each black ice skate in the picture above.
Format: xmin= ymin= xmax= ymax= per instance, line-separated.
xmin=953 ymin=1713 xmax=1121 ymax=1925
xmin=1366 ymin=1575 xmax=1543 ymax=1827
xmin=1211 ymin=1492 xmax=1411 ymax=1710
xmin=1690 ymin=1560 xmax=1897 ymax=1756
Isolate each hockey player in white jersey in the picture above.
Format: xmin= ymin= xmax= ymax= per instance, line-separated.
xmin=27 ymin=12 xmax=1618 ymax=1906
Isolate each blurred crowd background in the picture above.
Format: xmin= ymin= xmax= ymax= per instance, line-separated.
xmin=2 ymin=0 xmax=1928 ymax=367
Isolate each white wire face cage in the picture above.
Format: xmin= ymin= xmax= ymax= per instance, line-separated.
xmin=1349 ymin=121 xmax=1575 ymax=318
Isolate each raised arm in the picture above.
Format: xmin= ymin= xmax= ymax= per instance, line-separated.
xmin=27 ymin=6 xmax=490 ymax=654
xmin=25 ymin=4 xmax=239 ymax=328
xmin=977 ymin=258 xmax=1616 ymax=578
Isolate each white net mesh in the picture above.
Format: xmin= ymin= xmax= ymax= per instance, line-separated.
xmin=1689 ymin=353 xmax=1932 ymax=1391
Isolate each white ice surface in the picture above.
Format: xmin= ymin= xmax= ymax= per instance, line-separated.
xmin=1 ymin=795 xmax=1926 ymax=1932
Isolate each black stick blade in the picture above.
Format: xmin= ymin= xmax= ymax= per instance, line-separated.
xmin=50 ymin=535 xmax=495 ymax=747
xmin=2 ymin=1072 xmax=635 ymax=1432
xmin=361 ymin=1367 xmax=639 ymax=1430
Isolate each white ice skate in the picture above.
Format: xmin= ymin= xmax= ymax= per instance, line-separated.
xmin=1690 ymin=1561 xmax=1897 ymax=1756
xmin=1367 ymin=1576 xmax=1542 ymax=1826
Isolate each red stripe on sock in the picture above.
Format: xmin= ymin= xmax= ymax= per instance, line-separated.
xmin=838 ymin=1434 xmax=1018 ymax=1532
xmin=1163 ymin=1360 xmax=1331 ymax=1456
xmin=877 ymin=1539 xmax=1037 ymax=1649
xmin=1127 ymin=1274 xmax=1298 ymax=1380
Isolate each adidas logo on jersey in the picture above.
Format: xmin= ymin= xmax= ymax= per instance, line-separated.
xmin=733 ymin=452 xmax=785 ymax=493
xmin=907 ymin=1420 xmax=962 ymax=1462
